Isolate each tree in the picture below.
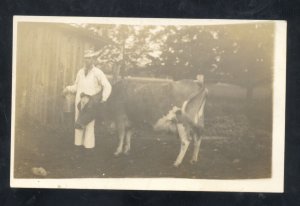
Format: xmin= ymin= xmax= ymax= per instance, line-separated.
xmin=73 ymin=22 xmax=275 ymax=99
xmin=157 ymin=25 xmax=225 ymax=80
xmin=217 ymin=23 xmax=275 ymax=100
xmin=76 ymin=24 xmax=167 ymax=79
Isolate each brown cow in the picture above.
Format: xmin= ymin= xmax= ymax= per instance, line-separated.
xmin=76 ymin=78 xmax=208 ymax=167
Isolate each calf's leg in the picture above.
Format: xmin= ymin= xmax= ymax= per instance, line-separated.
xmin=173 ymin=123 xmax=191 ymax=167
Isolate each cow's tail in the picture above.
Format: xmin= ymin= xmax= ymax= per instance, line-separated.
xmin=181 ymin=87 xmax=208 ymax=128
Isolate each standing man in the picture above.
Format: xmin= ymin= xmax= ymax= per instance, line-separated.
xmin=64 ymin=49 xmax=112 ymax=149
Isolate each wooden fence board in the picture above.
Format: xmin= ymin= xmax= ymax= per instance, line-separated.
xmin=15 ymin=22 xmax=105 ymax=129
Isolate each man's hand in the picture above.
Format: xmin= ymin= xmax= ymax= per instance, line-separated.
xmin=62 ymin=87 xmax=69 ymax=96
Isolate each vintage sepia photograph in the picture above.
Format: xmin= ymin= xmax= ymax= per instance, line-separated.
xmin=11 ymin=16 xmax=286 ymax=192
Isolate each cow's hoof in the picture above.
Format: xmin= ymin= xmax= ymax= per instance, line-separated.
xmin=189 ymin=160 xmax=197 ymax=165
xmin=114 ymin=151 xmax=122 ymax=156
xmin=123 ymin=151 xmax=130 ymax=156
xmin=173 ymin=162 xmax=181 ymax=168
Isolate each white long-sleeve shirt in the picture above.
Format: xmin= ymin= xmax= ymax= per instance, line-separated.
xmin=67 ymin=66 xmax=112 ymax=102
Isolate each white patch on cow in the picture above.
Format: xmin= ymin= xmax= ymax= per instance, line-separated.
xmin=153 ymin=106 xmax=180 ymax=133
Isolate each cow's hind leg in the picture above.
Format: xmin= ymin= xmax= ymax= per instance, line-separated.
xmin=123 ymin=129 xmax=133 ymax=155
xmin=114 ymin=119 xmax=126 ymax=156
xmin=190 ymin=130 xmax=202 ymax=164
xmin=173 ymin=123 xmax=191 ymax=167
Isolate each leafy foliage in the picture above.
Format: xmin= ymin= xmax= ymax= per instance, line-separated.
xmin=74 ymin=22 xmax=275 ymax=91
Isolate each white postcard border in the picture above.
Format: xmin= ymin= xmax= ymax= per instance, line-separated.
xmin=10 ymin=16 xmax=287 ymax=193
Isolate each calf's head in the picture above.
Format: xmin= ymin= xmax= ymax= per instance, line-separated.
xmin=75 ymin=93 xmax=94 ymax=129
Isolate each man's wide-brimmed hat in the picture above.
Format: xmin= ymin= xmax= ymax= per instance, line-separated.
xmin=84 ymin=49 xmax=100 ymax=58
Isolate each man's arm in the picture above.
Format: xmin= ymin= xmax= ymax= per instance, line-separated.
xmin=64 ymin=70 xmax=81 ymax=94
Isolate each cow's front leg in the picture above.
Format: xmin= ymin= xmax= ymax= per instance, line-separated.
xmin=114 ymin=121 xmax=126 ymax=156
xmin=190 ymin=133 xmax=202 ymax=164
xmin=123 ymin=129 xmax=133 ymax=155
xmin=174 ymin=123 xmax=190 ymax=167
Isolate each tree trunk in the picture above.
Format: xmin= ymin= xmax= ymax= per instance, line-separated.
xmin=112 ymin=64 xmax=121 ymax=84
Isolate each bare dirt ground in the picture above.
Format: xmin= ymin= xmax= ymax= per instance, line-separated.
xmin=13 ymin=89 xmax=272 ymax=179
xmin=13 ymin=105 xmax=271 ymax=179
